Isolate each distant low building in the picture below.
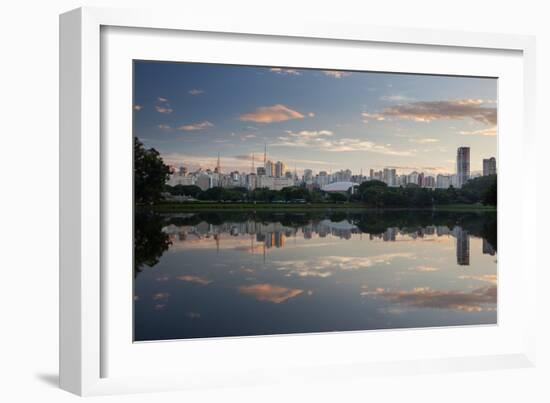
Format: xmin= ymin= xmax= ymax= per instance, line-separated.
xmin=256 ymin=176 xmax=295 ymax=191
xmin=436 ymin=174 xmax=452 ymax=189
xmin=321 ymin=181 xmax=355 ymax=193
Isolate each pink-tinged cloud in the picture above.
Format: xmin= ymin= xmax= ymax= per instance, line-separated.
xmin=363 ymin=99 xmax=496 ymax=125
xmin=157 ymin=124 xmax=171 ymax=130
xmin=133 ymin=104 xmax=143 ymax=111
xmin=176 ymin=275 xmax=212 ymax=285
xmin=178 ymin=121 xmax=214 ymax=131
xmin=363 ymin=285 xmax=496 ymax=312
xmin=239 ymin=104 xmax=305 ymax=123
xmin=410 ymin=265 xmax=439 ymax=272
xmin=239 ymin=283 xmax=303 ymax=303
xmin=155 ymin=97 xmax=173 ymax=114
xmin=458 ymin=274 xmax=497 ymax=284
xmin=459 ymin=126 xmax=497 ymax=136
xmin=188 ymin=89 xmax=204 ymax=95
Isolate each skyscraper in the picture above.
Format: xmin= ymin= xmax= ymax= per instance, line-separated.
xmin=214 ymin=152 xmax=221 ymax=174
xmin=383 ymin=168 xmax=396 ymax=186
xmin=274 ymin=161 xmax=286 ymax=178
xmin=265 ymin=160 xmax=275 ymax=177
xmin=483 ymin=157 xmax=496 ymax=176
xmin=456 ymin=147 xmax=470 ymax=188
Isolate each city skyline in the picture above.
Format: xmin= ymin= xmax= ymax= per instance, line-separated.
xmin=134 ymin=61 xmax=497 ymax=176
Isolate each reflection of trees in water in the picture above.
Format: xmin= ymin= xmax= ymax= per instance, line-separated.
xmin=134 ymin=210 xmax=172 ymax=277
xmin=480 ymin=214 xmax=497 ymax=252
xmin=162 ymin=210 xmax=497 ymax=250
xmin=135 ymin=209 xmax=497 ymax=275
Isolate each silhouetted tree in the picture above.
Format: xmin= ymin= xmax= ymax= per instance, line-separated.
xmin=134 ymin=210 xmax=171 ymax=276
xmin=134 ymin=137 xmax=171 ymax=204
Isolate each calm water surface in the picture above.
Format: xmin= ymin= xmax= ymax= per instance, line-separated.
xmin=134 ymin=210 xmax=497 ymax=341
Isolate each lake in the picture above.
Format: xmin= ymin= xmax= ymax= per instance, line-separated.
xmin=134 ymin=209 xmax=497 ymax=341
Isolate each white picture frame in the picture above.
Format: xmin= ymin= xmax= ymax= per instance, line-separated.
xmin=60 ymin=6 xmax=537 ymax=396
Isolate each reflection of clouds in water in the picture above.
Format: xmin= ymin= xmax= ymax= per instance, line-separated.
xmin=458 ymin=274 xmax=497 ymax=284
xmin=362 ymin=285 xmax=496 ymax=312
xmin=239 ymin=284 xmax=304 ymax=303
xmin=176 ymin=275 xmax=212 ymax=285
xmin=152 ymin=292 xmax=170 ymax=301
xmin=410 ymin=265 xmax=439 ymax=272
xmin=273 ymin=253 xmax=414 ymax=278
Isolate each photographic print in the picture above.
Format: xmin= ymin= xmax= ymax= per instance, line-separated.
xmin=133 ymin=61 xmax=497 ymax=342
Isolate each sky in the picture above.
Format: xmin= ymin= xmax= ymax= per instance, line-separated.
xmin=133 ymin=61 xmax=497 ymax=176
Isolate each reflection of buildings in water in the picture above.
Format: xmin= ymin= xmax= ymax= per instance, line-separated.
xmin=382 ymin=227 xmax=397 ymax=242
xmin=163 ymin=220 xmax=489 ymax=267
xmin=482 ymin=239 xmax=496 ymax=256
xmin=454 ymin=226 xmax=470 ymax=266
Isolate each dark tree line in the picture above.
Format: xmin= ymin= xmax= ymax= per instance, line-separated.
xmin=164 ymin=175 xmax=497 ymax=207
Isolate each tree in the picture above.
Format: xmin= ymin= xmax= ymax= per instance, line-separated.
xmin=483 ymin=179 xmax=497 ymax=206
xmin=134 ymin=137 xmax=171 ymax=204
xmin=327 ymin=192 xmax=348 ymax=203
xmin=134 ymin=210 xmax=171 ymax=276
xmin=169 ymin=184 xmax=202 ymax=198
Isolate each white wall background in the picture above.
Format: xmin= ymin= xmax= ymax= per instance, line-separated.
xmin=0 ymin=1 xmax=548 ymax=401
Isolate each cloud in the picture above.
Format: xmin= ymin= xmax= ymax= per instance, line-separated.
xmin=323 ymin=70 xmax=352 ymax=79
xmin=408 ymin=138 xmax=440 ymax=144
xmin=363 ymin=285 xmax=496 ymax=312
xmin=361 ymin=112 xmax=386 ymax=123
xmin=284 ymin=130 xmax=334 ymax=138
xmin=459 ymin=126 xmax=497 ymax=136
xmin=411 ymin=265 xmax=439 ymax=272
xmin=274 ymin=253 xmax=414 ymax=278
xmin=176 ymin=275 xmax=212 ymax=285
xmin=363 ymin=99 xmax=497 ymax=125
xmin=308 ymin=112 xmax=315 ymax=118
xmin=161 ymin=151 xmax=334 ymax=173
xmin=458 ymin=274 xmax=497 ymax=284
xmin=272 ymin=134 xmax=413 ymax=156
xmin=152 ymin=292 xmax=170 ymax=301
xmin=157 ymin=124 xmax=171 ymax=130
xmin=239 ymin=284 xmax=304 ymax=303
xmin=381 ymin=95 xmax=414 ymax=102
xmin=269 ymin=68 xmax=301 ymax=76
xmin=178 ymin=121 xmax=214 ymax=131
xmin=188 ymin=89 xmax=204 ymax=95
xmin=185 ymin=312 xmax=201 ymax=319
xmin=155 ymin=97 xmax=173 ymax=114
xmin=239 ymin=104 xmax=305 ymax=123
xmin=133 ymin=104 xmax=143 ymax=111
